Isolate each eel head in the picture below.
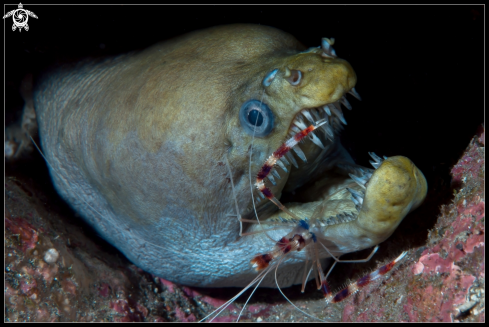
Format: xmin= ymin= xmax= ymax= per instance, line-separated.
xmin=227 ymin=36 xmax=426 ymax=259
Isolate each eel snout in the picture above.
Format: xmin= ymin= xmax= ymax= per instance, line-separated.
xmin=320 ymin=155 xmax=428 ymax=253
xmin=259 ymin=38 xmax=359 ymax=158
xmin=262 ymin=40 xmax=357 ymax=111
xmin=255 ymin=154 xmax=428 ymax=258
xmin=357 ymin=155 xmax=428 ymax=238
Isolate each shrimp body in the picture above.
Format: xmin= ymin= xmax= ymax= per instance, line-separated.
xmin=203 ymin=117 xmax=427 ymax=321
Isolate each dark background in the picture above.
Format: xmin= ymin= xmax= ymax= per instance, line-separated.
xmin=4 ymin=5 xmax=484 ymax=299
xmin=5 ymin=4 xmax=484 ymax=187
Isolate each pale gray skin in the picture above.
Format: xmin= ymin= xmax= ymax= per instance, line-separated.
xmin=33 ymin=24 xmax=427 ymax=288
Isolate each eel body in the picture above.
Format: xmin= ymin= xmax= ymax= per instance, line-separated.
xmin=33 ymin=24 xmax=427 ymax=287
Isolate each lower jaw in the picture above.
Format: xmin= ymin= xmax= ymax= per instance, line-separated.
xmin=248 ymin=144 xmax=339 ymax=222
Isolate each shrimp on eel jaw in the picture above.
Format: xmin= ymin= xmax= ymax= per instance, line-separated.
xmin=202 ymin=39 xmax=428 ymax=322
xmin=19 ymin=26 xmax=428 ymax=322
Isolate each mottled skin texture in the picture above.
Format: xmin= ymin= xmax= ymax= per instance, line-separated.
xmin=33 ymin=24 xmax=427 ymax=288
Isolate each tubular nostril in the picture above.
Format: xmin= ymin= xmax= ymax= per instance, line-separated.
xmin=321 ymin=37 xmax=337 ymax=58
xmin=287 ymin=69 xmax=302 ymax=86
xmin=262 ymin=68 xmax=279 ymax=87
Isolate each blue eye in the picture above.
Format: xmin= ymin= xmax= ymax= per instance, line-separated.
xmin=248 ymin=109 xmax=263 ymax=126
xmin=239 ymin=100 xmax=274 ymax=137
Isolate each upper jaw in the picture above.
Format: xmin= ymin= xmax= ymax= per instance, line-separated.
xmin=284 ymin=88 xmax=359 ymax=168
xmin=249 ymin=89 xmax=360 ymax=215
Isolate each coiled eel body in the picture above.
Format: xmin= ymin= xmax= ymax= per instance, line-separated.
xmin=33 ymin=24 xmax=427 ymax=287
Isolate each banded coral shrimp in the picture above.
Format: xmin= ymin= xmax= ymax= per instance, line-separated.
xmin=201 ymin=114 xmax=414 ymax=322
xmin=8 ymin=30 xmax=428 ymax=322
xmin=21 ymin=92 xmax=418 ymax=323
xmin=198 ymin=37 xmax=428 ymax=322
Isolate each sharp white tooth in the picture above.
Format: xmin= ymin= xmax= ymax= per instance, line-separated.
xmin=329 ymin=104 xmax=347 ymax=125
xmin=369 ymin=160 xmax=382 ymax=169
xmin=285 ymin=152 xmax=299 ymax=168
xmin=272 ymin=169 xmax=281 ymax=180
xmin=279 ymin=156 xmax=290 ymax=168
xmin=368 ymin=152 xmax=384 ymax=164
xmin=331 ymin=121 xmax=339 ymax=133
xmin=323 ymin=105 xmax=332 ymax=116
xmin=349 ymin=173 xmax=367 ymax=190
xmin=332 ymin=117 xmax=344 ymax=131
xmin=351 ymin=195 xmax=360 ymax=206
xmin=331 ymin=116 xmax=338 ymax=127
xmin=302 ymin=110 xmax=315 ymax=124
xmin=308 ymin=131 xmax=325 ymax=149
xmin=349 ymin=87 xmax=362 ymax=101
xmin=291 ymin=126 xmax=301 ymax=133
xmin=294 ymin=119 xmax=308 ymax=130
xmin=347 ymin=188 xmax=364 ymax=205
xmin=340 ymin=96 xmax=352 ymax=110
xmin=275 ymin=159 xmax=288 ymax=172
xmin=311 ymin=109 xmax=323 ymax=121
xmin=292 ymin=144 xmax=307 ymax=162
xmin=267 ymin=173 xmax=277 ymax=185
xmin=333 ymin=101 xmax=342 ymax=111
xmin=322 ymin=123 xmax=334 ymax=139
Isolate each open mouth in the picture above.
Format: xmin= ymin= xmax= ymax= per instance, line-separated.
xmin=251 ymin=88 xmax=364 ymax=220
xmin=284 ymin=90 xmax=359 ymax=167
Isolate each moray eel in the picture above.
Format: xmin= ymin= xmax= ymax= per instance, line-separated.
xmin=32 ymin=24 xmax=427 ymax=288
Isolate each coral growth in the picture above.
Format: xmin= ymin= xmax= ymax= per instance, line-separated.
xmin=4 ymin=175 xmax=224 ymax=322
xmin=5 ymin=127 xmax=484 ymax=322
xmin=4 ymin=173 xmax=273 ymax=322
xmin=338 ymin=126 xmax=485 ymax=322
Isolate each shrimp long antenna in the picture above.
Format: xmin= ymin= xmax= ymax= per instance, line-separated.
xmin=235 ymin=264 xmax=274 ymax=322
xmin=240 ymin=226 xmax=292 ymax=236
xmin=28 ymin=134 xmax=52 ymax=172
xmin=248 ymin=89 xmax=277 ymax=243
xmin=274 ymin=254 xmax=327 ymax=322
xmin=201 ymin=261 xmax=278 ymax=322
xmin=224 ymin=153 xmax=243 ymax=236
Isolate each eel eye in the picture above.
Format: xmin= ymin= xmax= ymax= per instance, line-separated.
xmin=239 ymin=100 xmax=274 ymax=137
xmin=287 ymin=69 xmax=302 ymax=86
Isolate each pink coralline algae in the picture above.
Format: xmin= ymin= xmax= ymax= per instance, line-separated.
xmin=339 ymin=126 xmax=485 ymax=322
xmin=109 ymin=299 xmax=148 ymax=322
xmin=5 ymin=174 xmax=243 ymax=322
xmin=5 ymin=126 xmax=484 ymax=322
xmin=174 ymin=306 xmax=197 ymax=322
xmin=5 ymin=216 xmax=38 ymax=252
xmin=4 ymin=172 xmax=274 ymax=322
xmin=159 ymin=278 xmax=175 ymax=293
